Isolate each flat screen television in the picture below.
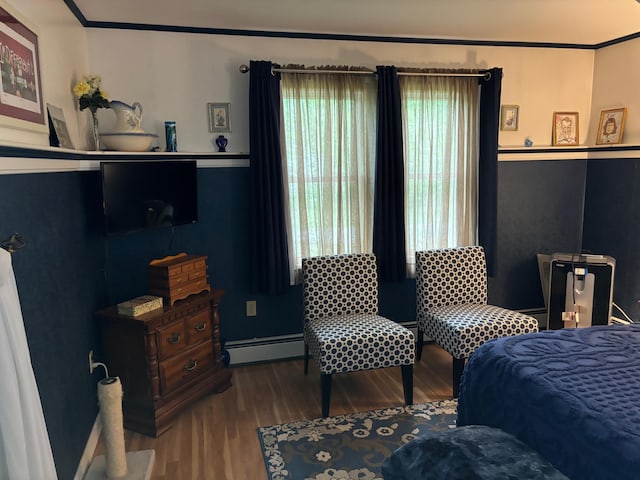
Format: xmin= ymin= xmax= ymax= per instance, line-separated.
xmin=100 ymin=160 xmax=198 ymax=235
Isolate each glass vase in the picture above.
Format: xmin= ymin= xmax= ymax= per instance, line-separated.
xmin=90 ymin=110 xmax=100 ymax=151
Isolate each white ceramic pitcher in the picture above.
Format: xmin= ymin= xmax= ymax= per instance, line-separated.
xmin=110 ymin=100 xmax=144 ymax=133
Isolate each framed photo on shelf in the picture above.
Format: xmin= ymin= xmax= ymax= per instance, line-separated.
xmin=596 ymin=107 xmax=627 ymax=145
xmin=208 ymin=102 xmax=231 ymax=132
xmin=552 ymin=111 xmax=579 ymax=146
xmin=0 ymin=1 xmax=46 ymax=133
xmin=46 ymin=103 xmax=73 ymax=149
xmin=500 ymin=105 xmax=519 ymax=131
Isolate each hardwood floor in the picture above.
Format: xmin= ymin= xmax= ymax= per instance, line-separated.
xmin=94 ymin=342 xmax=453 ymax=479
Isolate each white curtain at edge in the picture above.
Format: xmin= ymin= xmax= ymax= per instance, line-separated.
xmin=281 ymin=72 xmax=378 ymax=283
xmin=0 ymin=248 xmax=57 ymax=479
xmin=401 ymin=75 xmax=480 ymax=277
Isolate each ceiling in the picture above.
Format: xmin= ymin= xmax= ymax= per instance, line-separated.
xmin=69 ymin=0 xmax=640 ymax=46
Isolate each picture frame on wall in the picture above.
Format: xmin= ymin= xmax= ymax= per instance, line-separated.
xmin=208 ymin=102 xmax=231 ymax=132
xmin=500 ymin=105 xmax=519 ymax=131
xmin=596 ymin=107 xmax=627 ymax=145
xmin=0 ymin=1 xmax=46 ymax=133
xmin=46 ymin=103 xmax=73 ymax=149
xmin=552 ymin=111 xmax=579 ymax=146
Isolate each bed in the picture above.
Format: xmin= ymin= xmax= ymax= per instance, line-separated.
xmin=457 ymin=324 xmax=640 ymax=480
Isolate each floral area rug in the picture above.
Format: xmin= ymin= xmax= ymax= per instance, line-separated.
xmin=257 ymin=399 xmax=457 ymax=480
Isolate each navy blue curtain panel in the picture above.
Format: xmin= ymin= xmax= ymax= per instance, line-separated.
xmin=249 ymin=60 xmax=290 ymax=294
xmin=373 ymin=66 xmax=406 ymax=282
xmin=478 ymin=67 xmax=502 ymax=277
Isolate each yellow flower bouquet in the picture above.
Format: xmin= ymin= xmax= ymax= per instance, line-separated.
xmin=73 ymin=75 xmax=110 ymax=149
xmin=73 ymin=75 xmax=110 ymax=113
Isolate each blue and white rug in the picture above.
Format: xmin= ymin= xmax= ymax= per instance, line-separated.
xmin=257 ymin=399 xmax=457 ymax=480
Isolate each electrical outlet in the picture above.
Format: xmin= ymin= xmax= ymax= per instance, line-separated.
xmin=246 ymin=300 xmax=257 ymax=317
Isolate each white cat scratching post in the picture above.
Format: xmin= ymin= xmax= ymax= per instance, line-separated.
xmin=85 ymin=370 xmax=154 ymax=479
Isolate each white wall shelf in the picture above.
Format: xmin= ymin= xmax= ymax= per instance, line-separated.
xmin=0 ymin=143 xmax=250 ymax=174
xmin=2 ymin=142 xmax=639 ymax=174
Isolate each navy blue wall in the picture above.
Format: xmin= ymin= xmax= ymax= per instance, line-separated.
xmin=104 ymin=160 xmax=589 ymax=344
xmin=103 ymin=166 xmax=305 ymax=343
xmin=491 ymin=160 xmax=587 ymax=309
xmin=583 ymin=157 xmax=640 ymax=320
xmin=0 ymin=170 xmax=105 ymax=480
xmin=0 ymin=154 xmax=626 ymax=479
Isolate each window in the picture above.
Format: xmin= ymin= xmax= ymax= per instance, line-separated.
xmin=281 ymin=72 xmax=377 ymax=282
xmin=401 ymin=75 xmax=480 ymax=276
xmin=281 ymin=70 xmax=480 ymax=282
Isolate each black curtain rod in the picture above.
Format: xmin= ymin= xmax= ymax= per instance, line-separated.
xmin=238 ymin=64 xmax=491 ymax=80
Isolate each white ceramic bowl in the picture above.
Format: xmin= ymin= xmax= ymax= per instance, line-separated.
xmin=99 ymin=132 xmax=158 ymax=152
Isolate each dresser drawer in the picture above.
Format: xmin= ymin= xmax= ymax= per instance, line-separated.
xmin=150 ymin=278 xmax=209 ymax=298
xmin=148 ymin=255 xmax=207 ymax=280
xmin=186 ymin=309 xmax=210 ymax=345
xmin=164 ymin=272 xmax=190 ymax=288
xmin=159 ymin=341 xmax=214 ymax=393
xmin=188 ymin=268 xmax=206 ymax=282
xmin=157 ymin=322 xmax=187 ymax=359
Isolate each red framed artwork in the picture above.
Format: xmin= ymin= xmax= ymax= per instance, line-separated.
xmin=0 ymin=2 xmax=45 ymax=132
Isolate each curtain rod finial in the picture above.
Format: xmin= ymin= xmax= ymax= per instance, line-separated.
xmin=239 ymin=64 xmax=250 ymax=74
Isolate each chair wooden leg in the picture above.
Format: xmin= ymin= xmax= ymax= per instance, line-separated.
xmin=401 ymin=365 xmax=413 ymax=405
xmin=321 ymin=374 xmax=332 ymax=417
xmin=452 ymin=357 xmax=466 ymax=398
xmin=304 ymin=343 xmax=309 ymax=375
xmin=416 ymin=328 xmax=424 ymax=361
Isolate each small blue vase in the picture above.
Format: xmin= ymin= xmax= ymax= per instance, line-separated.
xmin=215 ymin=135 xmax=228 ymax=152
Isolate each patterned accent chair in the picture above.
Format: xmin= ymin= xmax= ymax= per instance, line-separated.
xmin=303 ymin=253 xmax=415 ymax=417
xmin=416 ymin=246 xmax=538 ymax=397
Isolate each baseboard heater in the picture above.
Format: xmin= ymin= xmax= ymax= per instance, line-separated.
xmin=226 ymin=321 xmax=419 ymax=366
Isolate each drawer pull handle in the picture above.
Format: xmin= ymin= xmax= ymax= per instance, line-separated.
xmin=195 ymin=322 xmax=206 ymax=332
xmin=184 ymin=359 xmax=197 ymax=371
xmin=167 ymin=333 xmax=181 ymax=344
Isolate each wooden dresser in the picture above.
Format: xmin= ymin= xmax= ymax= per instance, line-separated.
xmin=96 ymin=289 xmax=232 ymax=437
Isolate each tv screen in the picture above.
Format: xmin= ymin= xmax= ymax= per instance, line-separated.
xmin=100 ymin=160 xmax=198 ymax=235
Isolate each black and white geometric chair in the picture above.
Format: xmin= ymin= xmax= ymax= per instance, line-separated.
xmin=303 ymin=253 xmax=415 ymax=417
xmin=416 ymin=246 xmax=538 ymax=397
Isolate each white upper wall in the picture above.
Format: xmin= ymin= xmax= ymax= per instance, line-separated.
xmin=9 ymin=0 xmax=637 ymax=153
xmin=1 ymin=0 xmax=89 ymax=148
xmin=590 ymin=37 xmax=640 ymax=145
xmin=86 ymin=29 xmax=595 ymax=153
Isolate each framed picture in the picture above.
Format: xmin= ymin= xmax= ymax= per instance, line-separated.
xmin=596 ymin=107 xmax=627 ymax=145
xmin=552 ymin=112 xmax=579 ymax=146
xmin=46 ymin=104 xmax=73 ymax=149
xmin=500 ymin=105 xmax=519 ymax=131
xmin=208 ymin=102 xmax=231 ymax=132
xmin=0 ymin=1 xmax=46 ymax=133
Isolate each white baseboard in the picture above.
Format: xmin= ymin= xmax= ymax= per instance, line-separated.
xmin=74 ymin=414 xmax=102 ymax=480
xmin=226 ymin=321 xmax=419 ymax=365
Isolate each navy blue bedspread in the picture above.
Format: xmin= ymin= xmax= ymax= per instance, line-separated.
xmin=457 ymin=324 xmax=640 ymax=480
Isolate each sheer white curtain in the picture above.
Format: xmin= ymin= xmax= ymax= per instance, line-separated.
xmin=0 ymin=248 xmax=57 ymax=479
xmin=401 ymin=75 xmax=480 ymax=276
xmin=281 ymin=72 xmax=377 ymax=283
